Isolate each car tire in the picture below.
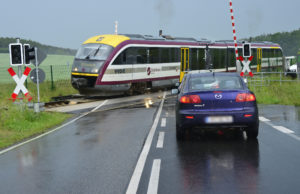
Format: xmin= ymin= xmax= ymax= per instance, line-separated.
xmin=176 ymin=125 xmax=185 ymax=140
xmin=246 ymin=122 xmax=259 ymax=139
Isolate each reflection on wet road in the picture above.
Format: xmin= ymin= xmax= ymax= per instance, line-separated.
xmin=0 ymin=93 xmax=300 ymax=194
xmin=176 ymin=139 xmax=259 ymax=194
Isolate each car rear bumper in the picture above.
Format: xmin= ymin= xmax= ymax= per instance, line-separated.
xmin=177 ymin=108 xmax=258 ymax=129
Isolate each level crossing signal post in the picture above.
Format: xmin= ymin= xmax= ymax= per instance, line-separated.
xmin=8 ymin=39 xmax=46 ymax=112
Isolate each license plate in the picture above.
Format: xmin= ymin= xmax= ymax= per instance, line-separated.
xmin=205 ymin=116 xmax=233 ymax=124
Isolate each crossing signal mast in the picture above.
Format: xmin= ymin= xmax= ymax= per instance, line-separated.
xmin=228 ymin=0 xmax=253 ymax=77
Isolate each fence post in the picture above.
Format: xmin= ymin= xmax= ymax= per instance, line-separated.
xmin=50 ymin=65 xmax=54 ymax=90
xmin=280 ymin=72 xmax=282 ymax=86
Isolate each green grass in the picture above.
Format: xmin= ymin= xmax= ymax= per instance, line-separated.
xmin=0 ymin=53 xmax=74 ymax=67
xmin=0 ymin=54 xmax=74 ymax=83
xmin=0 ymin=103 xmax=71 ymax=149
xmin=0 ymin=79 xmax=78 ymax=150
xmin=0 ymin=80 xmax=78 ymax=102
xmin=249 ymin=81 xmax=300 ymax=106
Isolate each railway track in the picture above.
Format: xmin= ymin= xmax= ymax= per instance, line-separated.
xmin=45 ymin=95 xmax=102 ymax=108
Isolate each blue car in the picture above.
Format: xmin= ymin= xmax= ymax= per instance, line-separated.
xmin=173 ymin=72 xmax=259 ymax=140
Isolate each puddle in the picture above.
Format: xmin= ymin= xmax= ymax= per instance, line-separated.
xmin=259 ymin=105 xmax=300 ymax=122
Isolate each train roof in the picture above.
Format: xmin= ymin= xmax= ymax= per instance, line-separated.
xmin=82 ymin=34 xmax=281 ymax=48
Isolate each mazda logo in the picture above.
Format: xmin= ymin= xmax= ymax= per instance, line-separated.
xmin=215 ymin=94 xmax=222 ymax=99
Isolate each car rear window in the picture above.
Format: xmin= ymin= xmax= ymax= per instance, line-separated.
xmin=189 ymin=75 xmax=243 ymax=91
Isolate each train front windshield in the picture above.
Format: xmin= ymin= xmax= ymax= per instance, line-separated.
xmin=73 ymin=43 xmax=113 ymax=74
xmin=75 ymin=43 xmax=113 ymax=61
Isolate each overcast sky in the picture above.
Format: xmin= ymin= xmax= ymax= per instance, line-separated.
xmin=1 ymin=0 xmax=299 ymax=49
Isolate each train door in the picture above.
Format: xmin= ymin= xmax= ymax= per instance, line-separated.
xmin=257 ymin=48 xmax=262 ymax=72
xmin=180 ymin=48 xmax=190 ymax=82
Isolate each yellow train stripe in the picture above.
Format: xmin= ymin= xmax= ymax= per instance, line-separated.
xmin=72 ymin=72 xmax=99 ymax=77
xmin=270 ymin=47 xmax=280 ymax=49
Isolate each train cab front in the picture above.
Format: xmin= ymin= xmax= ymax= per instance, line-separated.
xmin=71 ymin=43 xmax=113 ymax=95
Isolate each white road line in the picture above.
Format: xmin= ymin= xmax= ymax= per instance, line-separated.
xmin=126 ymin=92 xmax=166 ymax=194
xmin=259 ymin=116 xmax=300 ymax=141
xmin=0 ymin=100 xmax=108 ymax=156
xmin=273 ymin=126 xmax=295 ymax=134
xmin=156 ymin=132 xmax=165 ymax=149
xmin=161 ymin=118 xmax=166 ymax=127
xmin=91 ymin=100 xmax=108 ymax=112
xmin=259 ymin=116 xmax=270 ymax=122
xmin=147 ymin=159 xmax=161 ymax=194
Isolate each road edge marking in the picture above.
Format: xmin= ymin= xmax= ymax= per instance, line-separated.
xmin=273 ymin=126 xmax=295 ymax=134
xmin=259 ymin=116 xmax=270 ymax=122
xmin=147 ymin=159 xmax=161 ymax=194
xmin=0 ymin=100 xmax=108 ymax=156
xmin=126 ymin=92 xmax=166 ymax=194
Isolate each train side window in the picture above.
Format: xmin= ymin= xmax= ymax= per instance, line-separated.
xmin=149 ymin=48 xmax=160 ymax=63
xmin=136 ymin=47 xmax=147 ymax=64
xmin=251 ymin=48 xmax=257 ymax=65
xmin=191 ymin=48 xmax=205 ymax=70
xmin=211 ymin=48 xmax=226 ymax=69
xmin=126 ymin=47 xmax=137 ymax=64
xmin=160 ymin=48 xmax=170 ymax=63
xmin=170 ymin=48 xmax=180 ymax=63
xmin=113 ymin=51 xmax=126 ymax=65
xmin=228 ymin=48 xmax=236 ymax=67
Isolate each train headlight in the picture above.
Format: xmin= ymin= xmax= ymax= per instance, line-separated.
xmin=74 ymin=67 xmax=78 ymax=72
xmin=93 ymin=68 xmax=99 ymax=73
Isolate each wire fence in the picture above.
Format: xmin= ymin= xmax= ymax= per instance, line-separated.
xmin=0 ymin=64 xmax=72 ymax=87
xmin=247 ymin=72 xmax=300 ymax=88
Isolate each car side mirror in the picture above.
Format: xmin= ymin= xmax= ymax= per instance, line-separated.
xmin=171 ymin=89 xmax=179 ymax=95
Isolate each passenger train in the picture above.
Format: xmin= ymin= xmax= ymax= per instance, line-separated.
xmin=71 ymin=34 xmax=284 ymax=95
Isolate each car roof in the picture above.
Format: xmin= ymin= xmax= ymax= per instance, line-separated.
xmin=188 ymin=72 xmax=241 ymax=78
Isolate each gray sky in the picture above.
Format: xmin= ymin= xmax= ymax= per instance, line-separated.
xmin=1 ymin=0 xmax=299 ymax=49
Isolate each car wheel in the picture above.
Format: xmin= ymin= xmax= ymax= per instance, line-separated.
xmin=176 ymin=124 xmax=185 ymax=140
xmin=246 ymin=122 xmax=259 ymax=139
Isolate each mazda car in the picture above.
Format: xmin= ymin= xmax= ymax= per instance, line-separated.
xmin=172 ymin=72 xmax=259 ymax=140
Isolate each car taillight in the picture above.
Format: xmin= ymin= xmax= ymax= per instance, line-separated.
xmin=236 ymin=93 xmax=256 ymax=102
xmin=180 ymin=95 xmax=201 ymax=104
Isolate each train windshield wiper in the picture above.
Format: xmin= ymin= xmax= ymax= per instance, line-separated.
xmin=85 ymin=46 xmax=101 ymax=59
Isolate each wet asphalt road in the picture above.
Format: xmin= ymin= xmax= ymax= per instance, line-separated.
xmin=0 ymin=92 xmax=300 ymax=194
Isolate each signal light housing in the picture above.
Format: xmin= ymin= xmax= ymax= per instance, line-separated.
xmin=9 ymin=43 xmax=24 ymax=66
xmin=236 ymin=93 xmax=256 ymax=102
xmin=243 ymin=43 xmax=251 ymax=58
xmin=180 ymin=95 xmax=201 ymax=104
xmin=24 ymin=44 xmax=35 ymax=65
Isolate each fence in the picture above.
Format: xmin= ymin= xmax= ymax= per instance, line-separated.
xmin=0 ymin=64 xmax=72 ymax=87
xmin=0 ymin=64 xmax=76 ymax=101
xmin=247 ymin=72 xmax=300 ymax=88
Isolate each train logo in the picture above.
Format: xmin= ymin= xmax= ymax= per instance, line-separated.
xmin=147 ymin=67 xmax=151 ymax=76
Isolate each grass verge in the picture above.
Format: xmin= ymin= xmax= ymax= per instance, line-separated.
xmin=249 ymin=80 xmax=300 ymax=106
xmin=0 ymin=80 xmax=77 ymax=150
xmin=0 ymin=104 xmax=72 ymax=150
